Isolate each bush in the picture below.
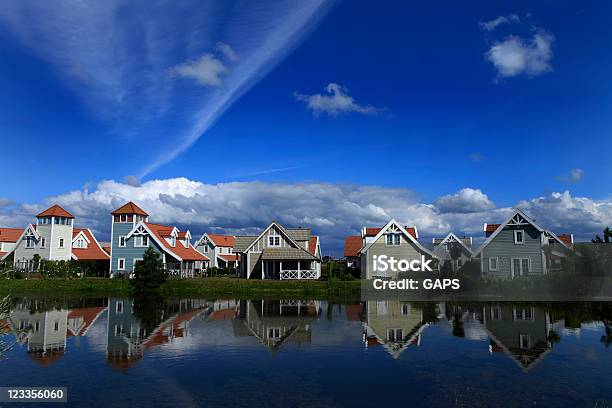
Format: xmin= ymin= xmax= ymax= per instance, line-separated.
xmin=130 ymin=248 xmax=167 ymax=293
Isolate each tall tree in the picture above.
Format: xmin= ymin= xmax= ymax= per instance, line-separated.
xmin=130 ymin=247 xmax=167 ymax=294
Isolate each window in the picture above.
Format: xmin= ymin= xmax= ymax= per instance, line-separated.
xmin=59 ymin=238 xmax=65 ymax=248
xmin=268 ymin=235 xmax=281 ymax=247
xmin=511 ymin=258 xmax=531 ymax=277
xmin=387 ymin=328 xmax=403 ymax=342
xmin=25 ymin=236 xmax=35 ymax=248
xmin=386 ymin=233 xmax=401 ymax=246
xmin=488 ymin=257 xmax=499 ymax=271
xmin=376 ymin=301 xmax=388 ymax=316
xmin=457 ymin=259 xmax=463 ymax=267
xmin=34 ymin=321 xmax=40 ymax=332
xmin=134 ymin=235 xmax=148 ymax=247
xmin=514 ymin=230 xmax=525 ymax=245
xmin=490 ymin=306 xmax=502 ymax=320
xmin=118 ymin=258 xmax=125 ymax=270
xmin=75 ymin=238 xmax=86 ymax=248
xmin=133 ymin=258 xmax=143 ymax=268
xmin=41 ymin=237 xmax=46 ymax=248
xmin=268 ymin=328 xmax=281 ymax=340
xmin=203 ymin=245 xmax=209 ymax=253
xmin=401 ymin=304 xmax=410 ymax=316
xmin=119 ymin=236 xmax=126 ymax=247
xmin=116 ymin=301 xmax=123 ymax=314
xmin=115 ymin=324 xmax=124 ymax=336
xmin=519 ymin=334 xmax=531 ymax=349
xmin=115 ymin=214 xmax=133 ymax=223
xmin=513 ymin=307 xmax=535 ymax=321
xmin=54 ymin=320 xmax=59 ymax=331
xmin=54 ymin=217 xmax=60 ymax=224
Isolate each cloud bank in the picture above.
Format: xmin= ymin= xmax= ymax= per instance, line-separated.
xmin=1 ymin=178 xmax=609 ymax=256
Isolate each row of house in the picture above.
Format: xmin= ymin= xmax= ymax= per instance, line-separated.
xmin=345 ymin=208 xmax=574 ymax=279
xmin=1 ymin=202 xmax=322 ymax=280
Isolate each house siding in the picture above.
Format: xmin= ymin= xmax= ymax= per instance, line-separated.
xmin=362 ymin=233 xmax=433 ymax=279
xmin=110 ymin=222 xmax=163 ymax=274
xmin=481 ymin=225 xmax=544 ymax=278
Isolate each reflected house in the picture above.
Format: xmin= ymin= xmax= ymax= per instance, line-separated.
xmin=109 ymin=202 xmax=209 ymax=278
xmin=207 ymin=300 xmax=239 ymax=321
xmin=234 ymin=222 xmax=322 ymax=280
xmin=67 ymin=306 xmax=107 ymax=337
xmin=473 ymin=208 xmax=572 ymax=278
xmin=233 ymin=299 xmax=320 ymax=352
xmin=363 ymin=300 xmax=428 ymax=358
xmin=8 ymin=305 xmax=69 ymax=366
xmin=194 ymin=234 xmax=239 ymax=270
xmin=483 ymin=304 xmax=560 ymax=371
xmin=358 ymin=219 xmax=437 ymax=279
xmin=432 ymin=233 xmax=473 ymax=272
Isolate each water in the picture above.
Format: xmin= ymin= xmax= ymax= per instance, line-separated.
xmin=1 ymin=298 xmax=612 ymax=407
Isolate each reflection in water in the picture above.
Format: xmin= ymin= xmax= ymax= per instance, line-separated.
xmin=2 ymin=298 xmax=612 ymax=406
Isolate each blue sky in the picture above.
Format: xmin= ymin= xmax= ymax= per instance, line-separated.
xmin=0 ymin=0 xmax=611 ymax=253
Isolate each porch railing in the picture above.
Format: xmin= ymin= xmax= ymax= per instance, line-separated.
xmin=279 ymin=269 xmax=318 ymax=280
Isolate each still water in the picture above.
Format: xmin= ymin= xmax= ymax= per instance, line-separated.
xmin=1 ymin=297 xmax=612 ymax=407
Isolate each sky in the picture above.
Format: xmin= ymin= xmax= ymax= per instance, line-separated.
xmin=0 ymin=0 xmax=611 ymax=255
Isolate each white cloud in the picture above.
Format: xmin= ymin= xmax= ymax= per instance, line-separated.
xmin=1 ymin=179 xmax=609 ymax=255
xmin=216 ymin=42 xmax=238 ymax=62
xmin=294 ymin=83 xmax=387 ymax=117
xmin=173 ymin=53 xmax=228 ymax=87
xmin=479 ymin=14 xmax=520 ymax=31
xmin=556 ymin=168 xmax=584 ymax=183
xmin=435 ymin=188 xmax=496 ymax=213
xmin=0 ymin=198 xmax=12 ymax=207
xmin=485 ymin=31 xmax=554 ymax=78
xmin=123 ymin=175 xmax=142 ymax=187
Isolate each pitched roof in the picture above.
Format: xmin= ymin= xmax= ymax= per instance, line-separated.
xmin=308 ymin=236 xmax=318 ymax=255
xmin=260 ymin=247 xmax=318 ymax=260
xmin=208 ymin=234 xmax=235 ymax=247
xmin=285 ymin=228 xmax=311 ymax=241
xmin=365 ymin=226 xmax=418 ymax=239
xmin=484 ymin=223 xmax=501 ymax=234
xmin=344 ymin=236 xmax=362 ymax=257
xmin=71 ymin=228 xmax=110 ymax=260
xmin=67 ymin=307 xmax=107 ymax=336
xmin=234 ymin=236 xmax=257 ymax=252
xmin=36 ymin=204 xmax=74 ymax=218
xmin=111 ymin=201 xmax=148 ymax=216
xmin=557 ymin=234 xmax=574 ymax=246
xmin=0 ymin=228 xmax=23 ymax=243
xmin=99 ymin=242 xmax=111 ymax=255
xmin=145 ymin=222 xmax=208 ymax=261
xmin=218 ymin=254 xmax=239 ymax=262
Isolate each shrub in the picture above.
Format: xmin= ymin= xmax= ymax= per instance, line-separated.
xmin=130 ymin=247 xmax=167 ymax=293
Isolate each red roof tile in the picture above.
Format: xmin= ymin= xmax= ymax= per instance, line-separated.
xmin=557 ymin=234 xmax=574 ymax=245
xmin=210 ymin=308 xmax=236 ymax=321
xmin=0 ymin=228 xmax=23 ymax=243
xmin=218 ymin=254 xmax=238 ymax=262
xmin=404 ymin=227 xmax=418 ymax=240
xmin=364 ymin=228 xmax=382 ymax=237
xmin=208 ymin=234 xmax=235 ymax=247
xmin=71 ymin=228 xmax=110 ymax=260
xmin=111 ymin=201 xmax=148 ymax=216
xmin=36 ymin=204 xmax=74 ymax=218
xmin=146 ymin=223 xmax=209 ymax=261
xmin=344 ymin=236 xmax=362 ymax=257
xmin=67 ymin=306 xmax=107 ymax=336
xmin=308 ymin=236 xmax=318 ymax=255
xmin=484 ymin=223 xmax=501 ymax=233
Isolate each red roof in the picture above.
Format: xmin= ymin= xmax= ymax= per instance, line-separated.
xmin=404 ymin=227 xmax=418 ymax=239
xmin=36 ymin=204 xmax=74 ymax=219
xmin=308 ymin=236 xmax=318 ymax=255
xmin=146 ymin=223 xmax=209 ymax=261
xmin=177 ymin=231 xmax=190 ymax=239
xmin=111 ymin=201 xmax=148 ymax=216
xmin=208 ymin=234 xmax=235 ymax=247
xmin=0 ymin=252 xmax=6 ymax=259
xmin=484 ymin=223 xmax=501 ymax=233
xmin=557 ymin=234 xmax=574 ymax=245
xmin=144 ymin=308 xmax=205 ymax=349
xmin=364 ymin=226 xmax=418 ymax=240
xmin=71 ymin=228 xmax=110 ymax=260
xmin=67 ymin=306 xmax=107 ymax=336
xmin=0 ymin=228 xmax=23 ymax=243
xmin=218 ymin=254 xmax=238 ymax=262
xmin=344 ymin=236 xmax=362 ymax=257
xmin=102 ymin=245 xmax=111 ymax=255
xmin=210 ymin=308 xmax=236 ymax=321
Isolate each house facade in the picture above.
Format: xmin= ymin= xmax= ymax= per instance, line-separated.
xmin=109 ymin=202 xmax=209 ymax=277
xmin=0 ymin=228 xmax=23 ymax=260
xmin=233 ymin=222 xmax=321 ymax=279
xmin=432 ymin=232 xmax=473 ymax=271
xmin=194 ymin=233 xmax=238 ymax=269
xmin=474 ymin=209 xmax=571 ymax=278
xmin=360 ymin=219 xmax=437 ymax=279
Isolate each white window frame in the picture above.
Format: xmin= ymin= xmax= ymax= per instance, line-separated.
xmin=513 ymin=307 xmax=535 ymax=321
xmin=387 ymin=328 xmax=403 ymax=342
xmin=25 ymin=236 xmax=35 ymax=249
xmin=116 ymin=301 xmax=124 ymax=314
xmin=40 ymin=237 xmax=46 ymax=248
xmin=511 ymin=257 xmax=531 ymax=277
xmin=514 ymin=230 xmax=525 ymax=245
xmin=118 ymin=258 xmax=125 ymax=270
xmin=119 ymin=235 xmax=127 ymax=248
xmin=519 ymin=334 xmax=531 ymax=349
xmin=59 ymin=238 xmax=65 ymax=248
xmin=488 ymin=257 xmax=499 ymax=271
xmin=490 ymin=306 xmax=502 ymax=320
xmin=385 ymin=233 xmax=401 ymax=246
xmin=268 ymin=235 xmax=281 ymax=247
xmin=134 ymin=235 xmax=149 ymax=248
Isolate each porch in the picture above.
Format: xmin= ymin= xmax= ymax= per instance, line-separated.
xmin=262 ymin=260 xmax=319 ymax=280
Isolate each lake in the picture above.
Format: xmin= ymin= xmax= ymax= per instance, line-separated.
xmin=1 ymin=297 xmax=612 ymax=407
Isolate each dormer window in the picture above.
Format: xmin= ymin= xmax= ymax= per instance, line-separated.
xmin=514 ymin=230 xmax=525 ymax=245
xmin=268 ymin=235 xmax=281 ymax=247
xmin=75 ymin=238 xmax=86 ymax=248
xmin=386 ymin=233 xmax=401 ymax=246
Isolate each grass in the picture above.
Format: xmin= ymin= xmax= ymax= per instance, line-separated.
xmin=0 ymin=277 xmax=361 ymax=299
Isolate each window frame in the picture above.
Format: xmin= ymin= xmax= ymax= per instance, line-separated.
xmin=118 ymin=235 xmax=127 ymax=248
xmin=514 ymin=229 xmax=525 ymax=245
xmin=268 ymin=235 xmax=281 ymax=247
xmin=118 ymin=258 xmax=125 ymax=270
xmin=488 ymin=257 xmax=499 ymax=271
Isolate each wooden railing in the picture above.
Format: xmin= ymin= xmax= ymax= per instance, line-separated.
xmin=279 ymin=270 xmax=318 ymax=280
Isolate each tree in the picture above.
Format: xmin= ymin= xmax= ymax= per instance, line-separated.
xmin=592 ymin=227 xmax=612 ymax=243
xmin=449 ymin=243 xmax=463 ymax=272
xmin=130 ymin=247 xmax=167 ymax=293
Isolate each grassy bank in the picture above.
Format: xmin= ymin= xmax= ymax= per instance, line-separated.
xmin=0 ymin=277 xmax=361 ymax=299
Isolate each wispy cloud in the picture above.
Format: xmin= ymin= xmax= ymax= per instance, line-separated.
xmin=479 ymin=14 xmax=520 ymax=31
xmin=556 ymin=168 xmax=585 ymax=183
xmin=0 ymin=0 xmax=334 ymax=177
xmin=294 ymin=83 xmax=388 ymax=117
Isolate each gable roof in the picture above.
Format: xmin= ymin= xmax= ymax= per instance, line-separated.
xmin=432 ymin=232 xmax=473 ymax=254
xmin=111 ymin=201 xmax=148 ymax=216
xmin=364 ymin=226 xmax=418 ymax=239
xmin=234 ymin=236 xmax=257 ymax=252
xmin=145 ymin=222 xmax=208 ymax=261
xmin=484 ymin=223 xmax=501 ymax=234
xmin=71 ymin=228 xmax=110 ymax=260
xmin=308 ymin=236 xmax=318 ymax=256
xmin=344 ymin=236 xmax=362 ymax=257
xmin=285 ymin=228 xmax=311 ymax=242
xmin=474 ymin=208 xmax=563 ymax=255
xmin=0 ymin=228 xmax=24 ymax=243
xmin=67 ymin=307 xmax=107 ymax=336
xmin=360 ymin=219 xmax=434 ymax=257
xmin=241 ymin=222 xmax=302 ymax=254
xmin=37 ymin=204 xmax=74 ymax=218
xmin=208 ymin=234 xmax=235 ymax=247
